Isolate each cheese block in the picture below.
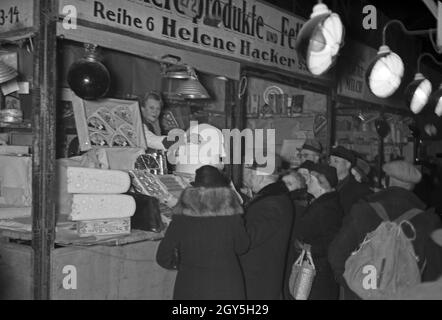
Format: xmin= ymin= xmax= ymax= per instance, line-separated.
xmin=70 ymin=194 xmax=136 ymax=221
xmin=67 ymin=167 xmax=131 ymax=194
xmin=77 ymin=218 xmax=131 ymax=237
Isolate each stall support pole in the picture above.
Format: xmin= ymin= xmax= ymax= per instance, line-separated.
xmin=377 ymin=137 xmax=384 ymax=188
xmin=32 ymin=0 xmax=57 ymax=300
xmin=224 ymin=79 xmax=235 ymax=181
xmin=232 ymin=76 xmax=245 ymax=187
xmin=328 ymin=90 xmax=337 ymax=155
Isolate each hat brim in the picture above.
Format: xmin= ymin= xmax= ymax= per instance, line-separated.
xmin=299 ymin=145 xmax=321 ymax=154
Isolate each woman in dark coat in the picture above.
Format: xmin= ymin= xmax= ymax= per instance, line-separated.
xmin=293 ymin=164 xmax=343 ymax=300
xmin=156 ymin=165 xmax=249 ymax=300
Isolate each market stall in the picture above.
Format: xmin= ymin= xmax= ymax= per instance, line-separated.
xmin=0 ymin=0 xmax=242 ymax=300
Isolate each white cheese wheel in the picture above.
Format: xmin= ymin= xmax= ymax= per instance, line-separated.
xmin=67 ymin=167 xmax=131 ymax=194
xmin=70 ymin=194 xmax=136 ymax=221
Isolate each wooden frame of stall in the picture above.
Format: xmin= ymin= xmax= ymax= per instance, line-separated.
xmin=0 ymin=0 xmax=56 ymax=300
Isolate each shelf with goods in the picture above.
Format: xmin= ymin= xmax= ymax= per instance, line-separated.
xmin=0 ymin=120 xmax=32 ymax=129
xmin=245 ymin=112 xmax=317 ymax=119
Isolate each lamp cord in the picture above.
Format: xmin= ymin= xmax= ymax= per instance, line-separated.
xmin=417 ymin=52 xmax=442 ymax=73
xmin=429 ymin=29 xmax=442 ymax=55
xmin=382 ymin=19 xmax=437 ymax=46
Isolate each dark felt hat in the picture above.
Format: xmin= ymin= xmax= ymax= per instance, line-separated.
xmin=353 ymin=158 xmax=371 ymax=180
xmin=191 ymin=165 xmax=229 ymax=188
xmin=310 ymin=163 xmax=338 ymax=188
xmin=298 ymin=139 xmax=323 ymax=154
xmin=330 ymin=146 xmax=356 ymax=165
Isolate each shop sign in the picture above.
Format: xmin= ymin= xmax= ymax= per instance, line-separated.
xmin=58 ymin=0 xmax=331 ymax=80
xmin=0 ymin=0 xmax=34 ymax=35
xmin=337 ymin=41 xmax=405 ymax=109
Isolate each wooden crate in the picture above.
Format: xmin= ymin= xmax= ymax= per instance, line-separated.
xmin=77 ymin=218 xmax=131 ymax=237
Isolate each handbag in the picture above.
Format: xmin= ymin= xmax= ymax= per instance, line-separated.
xmin=127 ymin=192 xmax=164 ymax=233
xmin=289 ymin=243 xmax=316 ymax=300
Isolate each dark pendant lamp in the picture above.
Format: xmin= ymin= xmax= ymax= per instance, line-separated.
xmin=367 ymin=20 xmax=437 ymax=99
xmin=67 ymin=43 xmax=110 ymax=100
xmin=405 ymin=53 xmax=442 ymax=115
xmin=295 ymin=0 xmax=344 ymax=76
xmin=375 ymin=118 xmax=390 ymax=138
xmin=175 ymin=66 xmax=210 ymax=99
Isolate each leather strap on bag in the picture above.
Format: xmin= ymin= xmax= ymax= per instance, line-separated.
xmin=368 ymin=202 xmax=390 ymax=221
xmin=369 ymin=201 xmax=423 ymax=224
xmin=394 ymin=208 xmax=423 ymax=224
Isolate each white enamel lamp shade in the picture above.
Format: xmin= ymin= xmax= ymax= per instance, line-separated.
xmin=295 ymin=3 xmax=344 ymax=76
xmin=405 ymin=73 xmax=432 ymax=114
xmin=430 ymin=84 xmax=442 ymax=117
xmin=366 ymin=45 xmax=404 ymax=98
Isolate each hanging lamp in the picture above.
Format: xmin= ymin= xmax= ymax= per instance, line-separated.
xmin=67 ymin=43 xmax=110 ymax=100
xmin=295 ymin=0 xmax=344 ymax=76
xmin=366 ymin=20 xmax=437 ymax=98
xmin=176 ymin=67 xmax=210 ymax=99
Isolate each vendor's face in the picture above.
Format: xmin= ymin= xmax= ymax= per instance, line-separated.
xmin=329 ymin=156 xmax=350 ymax=179
xmin=142 ymin=98 xmax=162 ymax=122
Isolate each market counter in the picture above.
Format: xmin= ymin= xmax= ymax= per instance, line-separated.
xmin=0 ymin=229 xmax=176 ymax=300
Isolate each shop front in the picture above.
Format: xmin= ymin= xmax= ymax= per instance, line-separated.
xmin=0 ymin=0 xmax=335 ymax=300
xmin=0 ymin=0 xmax=245 ymax=300
xmin=334 ymin=40 xmax=418 ymax=185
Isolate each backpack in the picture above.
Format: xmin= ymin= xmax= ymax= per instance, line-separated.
xmin=343 ymin=202 xmax=423 ymax=300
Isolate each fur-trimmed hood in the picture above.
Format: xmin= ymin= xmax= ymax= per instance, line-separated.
xmin=173 ymin=186 xmax=244 ymax=217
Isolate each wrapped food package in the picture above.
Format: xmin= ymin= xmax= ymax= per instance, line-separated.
xmin=129 ymin=170 xmax=171 ymax=201
xmin=67 ymin=167 xmax=131 ymax=194
xmin=70 ymin=194 xmax=136 ymax=221
xmin=0 ymin=155 xmax=32 ymax=207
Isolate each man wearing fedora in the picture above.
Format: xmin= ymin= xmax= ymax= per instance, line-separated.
xmin=291 ymin=163 xmax=343 ymax=299
xmin=329 ymin=146 xmax=372 ymax=217
xmin=329 ymin=160 xmax=442 ymax=300
xmin=240 ymin=163 xmax=293 ymax=300
xmin=298 ymin=139 xmax=323 ymax=165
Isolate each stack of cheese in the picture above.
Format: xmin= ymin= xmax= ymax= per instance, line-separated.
xmin=67 ymin=167 xmax=136 ymax=237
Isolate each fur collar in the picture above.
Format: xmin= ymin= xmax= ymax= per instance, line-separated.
xmin=173 ymin=186 xmax=244 ymax=217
